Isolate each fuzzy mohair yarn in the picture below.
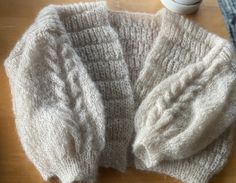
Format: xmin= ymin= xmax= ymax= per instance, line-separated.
xmin=4 ymin=1 xmax=236 ymax=183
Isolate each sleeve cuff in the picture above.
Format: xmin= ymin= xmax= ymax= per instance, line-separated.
xmin=132 ymin=126 xmax=166 ymax=168
xmin=40 ymin=152 xmax=99 ymax=183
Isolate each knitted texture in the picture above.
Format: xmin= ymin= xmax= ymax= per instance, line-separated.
xmin=133 ymin=10 xmax=236 ymax=166
xmin=4 ymin=1 xmax=236 ymax=183
xmin=54 ymin=3 xmax=135 ymax=171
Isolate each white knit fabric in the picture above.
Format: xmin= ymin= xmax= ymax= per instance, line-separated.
xmin=4 ymin=1 xmax=236 ymax=183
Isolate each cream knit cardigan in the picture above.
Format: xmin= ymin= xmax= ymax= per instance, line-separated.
xmin=4 ymin=1 xmax=236 ymax=183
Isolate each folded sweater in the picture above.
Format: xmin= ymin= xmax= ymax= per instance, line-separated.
xmin=4 ymin=1 xmax=236 ymax=183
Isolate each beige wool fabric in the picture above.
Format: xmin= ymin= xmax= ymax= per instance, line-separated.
xmin=4 ymin=1 xmax=236 ymax=183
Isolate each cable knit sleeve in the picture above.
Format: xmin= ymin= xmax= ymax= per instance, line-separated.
xmin=4 ymin=20 xmax=105 ymax=183
xmin=133 ymin=9 xmax=236 ymax=168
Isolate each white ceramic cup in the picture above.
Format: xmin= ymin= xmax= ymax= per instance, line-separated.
xmin=161 ymin=0 xmax=202 ymax=14
xmin=174 ymin=0 xmax=201 ymax=5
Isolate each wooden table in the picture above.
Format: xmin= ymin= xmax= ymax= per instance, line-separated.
xmin=0 ymin=0 xmax=236 ymax=183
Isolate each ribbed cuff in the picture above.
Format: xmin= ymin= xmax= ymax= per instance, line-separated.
xmin=40 ymin=151 xmax=99 ymax=183
xmin=133 ymin=126 xmax=166 ymax=168
xmin=56 ymin=159 xmax=97 ymax=183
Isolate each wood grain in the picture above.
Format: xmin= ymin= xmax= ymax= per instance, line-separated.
xmin=0 ymin=0 xmax=236 ymax=183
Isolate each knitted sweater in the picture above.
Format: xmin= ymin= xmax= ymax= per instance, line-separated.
xmin=4 ymin=1 xmax=236 ymax=183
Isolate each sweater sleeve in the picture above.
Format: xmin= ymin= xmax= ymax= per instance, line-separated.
xmin=4 ymin=26 xmax=105 ymax=183
xmin=133 ymin=10 xmax=236 ymax=168
xmin=133 ymin=42 xmax=236 ymax=168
